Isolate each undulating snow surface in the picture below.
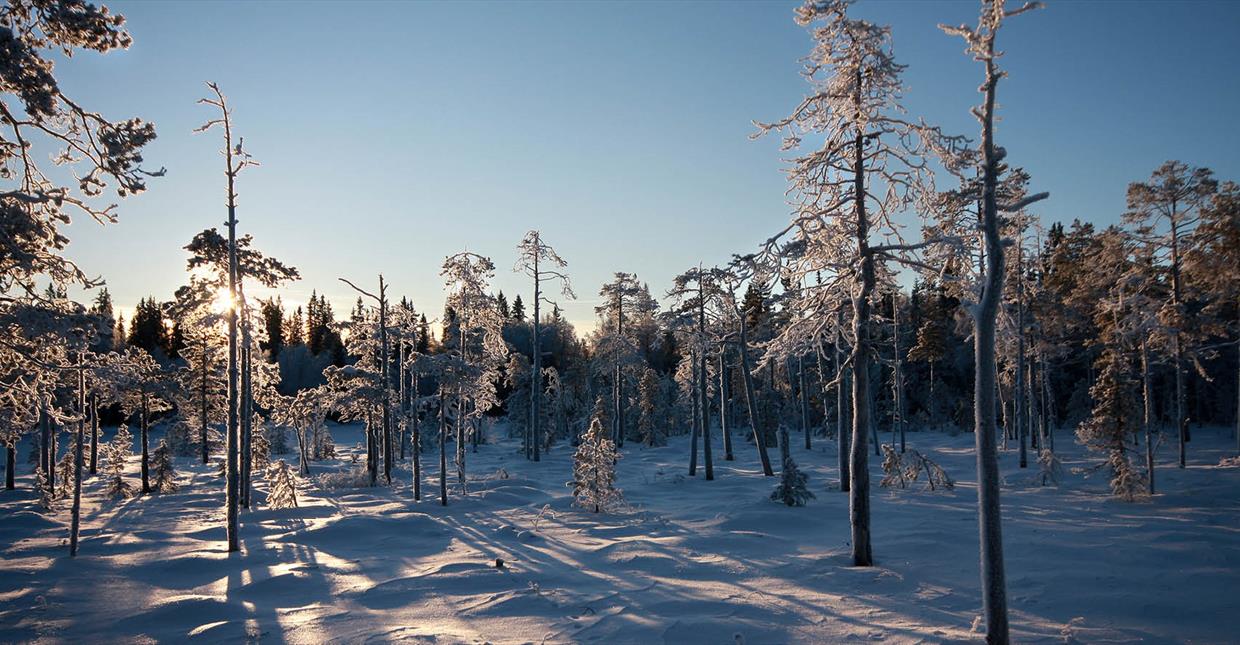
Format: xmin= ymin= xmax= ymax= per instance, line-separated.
xmin=2 ymin=424 xmax=1238 ymax=644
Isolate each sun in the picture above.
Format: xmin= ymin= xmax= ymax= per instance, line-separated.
xmin=212 ymin=285 xmax=236 ymax=314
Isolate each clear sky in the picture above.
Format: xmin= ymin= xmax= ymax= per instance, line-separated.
xmin=57 ymin=0 xmax=1240 ymax=333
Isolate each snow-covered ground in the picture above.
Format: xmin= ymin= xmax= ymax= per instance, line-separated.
xmin=2 ymin=423 xmax=1238 ymax=644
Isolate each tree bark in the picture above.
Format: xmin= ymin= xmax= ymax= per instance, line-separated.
xmin=720 ymin=348 xmax=734 ymax=461
xmin=737 ymin=315 xmax=774 ymax=476
xmin=70 ymin=361 xmax=85 ymax=556
xmin=140 ymin=392 xmax=150 ymax=495
xmin=89 ymin=393 xmax=99 ymax=474
xmin=974 ymin=49 xmax=1011 ymax=644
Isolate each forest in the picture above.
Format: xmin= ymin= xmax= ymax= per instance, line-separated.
xmin=2 ymin=1 xmax=1237 ymax=643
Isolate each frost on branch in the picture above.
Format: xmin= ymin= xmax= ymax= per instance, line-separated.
xmin=151 ymin=439 xmax=179 ymax=494
xmin=879 ymin=445 xmax=955 ymax=491
xmin=265 ymin=459 xmax=299 ymax=510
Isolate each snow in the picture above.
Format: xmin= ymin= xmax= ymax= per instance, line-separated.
xmin=2 ymin=424 xmax=1238 ymax=643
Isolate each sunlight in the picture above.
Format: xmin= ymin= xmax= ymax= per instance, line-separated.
xmin=212 ymin=285 xmax=236 ymax=314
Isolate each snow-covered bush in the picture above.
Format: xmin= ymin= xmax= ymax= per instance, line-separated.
xmin=570 ymin=418 xmax=623 ymax=513
xmin=880 ymin=445 xmax=954 ymax=491
xmin=314 ymin=466 xmax=372 ymax=490
xmin=265 ymin=459 xmax=299 ymax=509
xmin=151 ymin=439 xmax=179 ymax=493
xmin=104 ymin=425 xmax=135 ymax=499
xmin=1037 ymin=449 xmax=1063 ymax=486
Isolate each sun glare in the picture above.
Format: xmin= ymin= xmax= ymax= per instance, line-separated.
xmin=212 ymin=286 xmax=236 ymax=314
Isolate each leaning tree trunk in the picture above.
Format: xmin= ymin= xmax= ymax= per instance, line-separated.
xmin=699 ymin=286 xmax=713 ymax=480
xmin=1141 ymin=337 xmax=1155 ymax=495
xmin=689 ymin=349 xmax=700 ymax=477
xmin=737 ymin=315 xmax=774 ymax=476
xmin=974 ymin=48 xmax=1011 ymax=644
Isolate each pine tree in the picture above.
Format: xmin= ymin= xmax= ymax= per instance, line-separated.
xmin=104 ymin=425 xmax=135 ymax=499
xmin=151 ymin=439 xmax=179 ymax=494
xmin=771 ymin=427 xmax=814 ymax=507
xmin=251 ymin=415 xmax=271 ymax=471
xmin=265 ymin=459 xmax=299 ymax=509
xmin=35 ymin=466 xmax=54 ymax=511
xmin=636 ymin=367 xmax=665 ymax=447
xmin=570 ymin=418 xmax=622 ymax=513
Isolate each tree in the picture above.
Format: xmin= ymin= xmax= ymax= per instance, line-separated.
xmin=940 ymin=2 xmax=1047 ymax=641
xmin=756 ymin=0 xmax=965 ymax=566
xmin=514 ymin=230 xmax=575 ymax=462
xmin=151 ymin=438 xmax=179 ymax=494
xmin=1123 ymin=161 xmax=1217 ymax=468
xmin=1183 ymin=181 xmax=1240 ymax=455
xmin=196 ymin=82 xmax=258 ymax=553
xmin=595 ymin=273 xmax=647 ymax=447
xmin=339 ymin=275 xmax=394 ymax=484
xmin=265 ymin=459 xmax=299 ymax=509
xmin=259 ymin=296 xmax=286 ymax=360
xmin=571 ymin=418 xmax=622 ymax=513
xmin=104 ymin=424 xmax=134 ymax=499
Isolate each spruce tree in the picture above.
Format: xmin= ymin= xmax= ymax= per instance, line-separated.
xmin=571 ymin=418 xmax=622 ymax=513
xmin=265 ymin=459 xmax=299 ymax=509
xmin=151 ymin=439 xmax=179 ymax=494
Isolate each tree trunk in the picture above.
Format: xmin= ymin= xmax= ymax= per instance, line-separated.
xmin=974 ymin=51 xmax=1011 ymax=644
xmin=70 ymin=362 xmax=85 ymax=556
xmin=700 ymin=286 xmax=713 ymax=481
xmin=532 ymin=249 xmax=542 ymax=462
xmin=836 ymin=321 xmax=850 ymax=493
xmin=140 ymin=392 xmax=150 ymax=494
xmin=689 ymin=348 xmax=700 ymax=477
xmin=737 ymin=316 xmax=774 ymax=476
xmin=200 ymin=341 xmax=209 ymax=465
xmin=5 ymin=443 xmax=14 ymax=490
xmin=1142 ymin=338 xmax=1155 ymax=494
xmin=849 ymin=95 xmax=874 ymax=567
xmin=720 ymin=348 xmax=734 ymax=461
xmin=241 ymin=331 xmax=252 ymax=509
xmin=799 ymin=355 xmax=811 ymax=451
xmin=89 ymin=393 xmax=99 ymax=474
xmin=439 ymin=389 xmax=447 ymax=506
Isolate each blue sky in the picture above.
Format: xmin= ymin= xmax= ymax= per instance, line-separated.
xmin=58 ymin=0 xmax=1240 ymax=332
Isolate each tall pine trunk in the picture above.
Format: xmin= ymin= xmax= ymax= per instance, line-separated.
xmin=974 ymin=46 xmax=1011 ymax=644
xmin=140 ymin=392 xmax=150 ymax=494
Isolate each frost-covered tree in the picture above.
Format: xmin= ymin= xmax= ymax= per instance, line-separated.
xmin=338 ymin=275 xmax=394 ymax=484
xmin=1183 ymin=181 xmax=1240 ymax=455
xmin=594 ymin=273 xmax=650 ymax=447
xmin=195 ymin=82 xmax=256 ymax=553
xmin=939 ymin=2 xmax=1047 ymax=640
xmin=265 ymin=459 xmax=299 ymax=509
xmin=251 ymin=413 xmax=271 ymax=473
xmin=636 ymin=367 xmax=666 ymax=447
xmin=755 ymin=0 xmax=966 ymax=566
xmin=274 ymin=386 xmax=332 ymax=475
xmin=440 ymin=252 xmax=507 ymax=483
xmin=1123 ymin=161 xmax=1216 ymax=468
xmin=151 ymin=438 xmax=179 ymax=494
xmin=104 ymin=424 xmax=134 ymax=499
xmin=571 ymin=418 xmax=622 ymax=513
xmin=771 ymin=422 xmax=814 ymax=507
xmin=514 ymin=231 xmax=575 ymax=461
